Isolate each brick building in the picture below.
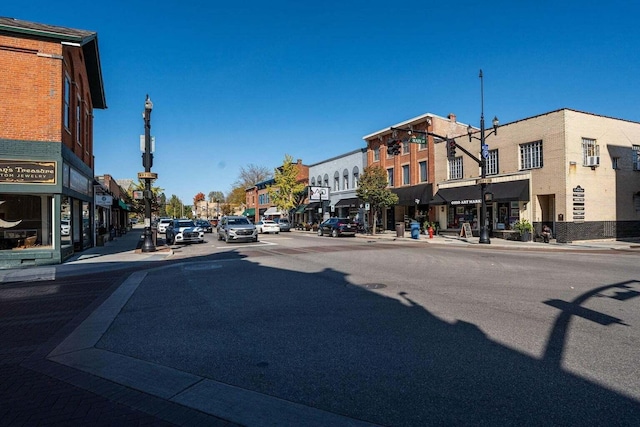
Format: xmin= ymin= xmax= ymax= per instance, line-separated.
xmin=0 ymin=18 xmax=106 ymax=266
xmin=431 ymin=109 xmax=640 ymax=242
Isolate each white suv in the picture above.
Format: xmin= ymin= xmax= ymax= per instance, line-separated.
xmin=157 ymin=218 xmax=172 ymax=234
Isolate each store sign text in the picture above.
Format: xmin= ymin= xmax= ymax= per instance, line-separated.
xmin=0 ymin=160 xmax=56 ymax=184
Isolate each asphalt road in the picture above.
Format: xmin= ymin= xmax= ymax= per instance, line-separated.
xmin=4 ymin=231 xmax=640 ymax=425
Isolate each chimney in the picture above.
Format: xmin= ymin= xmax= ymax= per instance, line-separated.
xmin=448 ymin=113 xmax=457 ymax=122
xmin=297 ymin=159 xmax=302 ymax=165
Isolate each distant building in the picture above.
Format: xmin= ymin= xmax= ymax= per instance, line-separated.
xmin=0 ymin=18 xmax=106 ymax=266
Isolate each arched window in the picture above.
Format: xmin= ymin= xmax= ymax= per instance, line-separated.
xmin=317 ymin=175 xmax=322 ymax=186
xmin=343 ymin=169 xmax=349 ymax=190
xmin=323 ymin=174 xmax=329 ymax=187
xmin=352 ymin=166 xmax=360 ymax=188
xmin=310 ymin=177 xmax=316 ymax=186
xmin=334 ymin=171 xmax=340 ymax=191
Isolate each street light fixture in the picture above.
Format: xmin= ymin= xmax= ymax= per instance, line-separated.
xmin=467 ymin=70 xmax=499 ymax=244
xmin=141 ymin=94 xmax=156 ymax=252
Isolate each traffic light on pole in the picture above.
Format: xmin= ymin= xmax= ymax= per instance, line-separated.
xmin=387 ymin=139 xmax=400 ymax=156
xmin=447 ymin=139 xmax=457 ymax=160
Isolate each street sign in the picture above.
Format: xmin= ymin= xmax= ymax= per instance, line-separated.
xmin=138 ymin=172 xmax=158 ymax=180
xmin=410 ymin=137 xmax=426 ymax=144
xmin=140 ymin=136 xmax=156 ymax=152
xmin=482 ymin=144 xmax=489 ymax=159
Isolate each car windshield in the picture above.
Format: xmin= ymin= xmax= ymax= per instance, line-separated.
xmin=178 ymin=221 xmax=195 ymax=227
xmin=228 ymin=218 xmax=250 ymax=225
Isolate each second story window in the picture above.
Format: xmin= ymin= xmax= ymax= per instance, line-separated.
xmin=520 ymin=140 xmax=543 ymax=170
xmin=373 ymin=147 xmax=380 ymax=161
xmin=334 ymin=173 xmax=340 ymax=191
xmin=387 ymin=167 xmax=394 ymax=187
xmin=486 ymin=149 xmax=498 ymax=175
xmin=582 ymin=138 xmax=600 ymax=167
xmin=402 ymin=141 xmax=409 ymax=154
xmin=449 ymin=157 xmax=463 ymax=180
xmin=64 ymin=75 xmax=71 ymax=130
xmin=76 ymin=95 xmax=82 ymax=146
xmin=419 ymin=161 xmax=427 ymax=182
xmin=402 ymin=165 xmax=410 ymax=185
xmin=343 ymin=169 xmax=349 ymax=190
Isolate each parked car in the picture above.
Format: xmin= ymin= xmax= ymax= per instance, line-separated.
xmin=157 ymin=218 xmax=173 ymax=234
xmin=61 ymin=219 xmax=70 ymax=236
xmin=256 ymin=220 xmax=280 ymax=234
xmin=209 ymin=218 xmax=219 ymax=228
xmin=317 ymin=217 xmax=356 ymax=237
xmin=195 ymin=219 xmax=213 ymax=233
xmin=274 ymin=217 xmax=291 ymax=232
xmin=165 ymin=219 xmax=205 ymax=245
xmin=218 ymin=215 xmax=258 ymax=243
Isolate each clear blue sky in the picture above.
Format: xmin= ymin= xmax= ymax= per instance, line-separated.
xmin=5 ymin=1 xmax=640 ymax=204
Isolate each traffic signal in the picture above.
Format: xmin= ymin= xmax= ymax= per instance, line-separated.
xmin=447 ymin=139 xmax=457 ymax=159
xmin=387 ymin=140 xmax=401 ymax=156
xmin=142 ymin=152 xmax=154 ymax=169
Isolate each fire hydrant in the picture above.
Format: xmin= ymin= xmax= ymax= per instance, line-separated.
xmin=428 ymin=226 xmax=434 ymax=239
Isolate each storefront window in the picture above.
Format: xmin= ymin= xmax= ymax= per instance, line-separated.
xmin=61 ymin=196 xmax=72 ymax=246
xmin=0 ymin=194 xmax=52 ymax=250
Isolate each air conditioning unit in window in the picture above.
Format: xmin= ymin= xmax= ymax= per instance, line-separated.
xmin=586 ymin=156 xmax=600 ymax=167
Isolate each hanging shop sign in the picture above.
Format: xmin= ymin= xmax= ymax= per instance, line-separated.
xmin=0 ymin=160 xmax=56 ymax=184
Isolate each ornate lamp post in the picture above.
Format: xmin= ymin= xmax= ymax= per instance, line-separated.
xmin=468 ymin=70 xmax=499 ymax=244
xmin=141 ymin=95 xmax=156 ymax=252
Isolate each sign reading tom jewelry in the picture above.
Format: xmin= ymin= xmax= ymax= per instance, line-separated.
xmin=572 ymin=185 xmax=585 ymax=221
xmin=0 ymin=160 xmax=56 ymax=184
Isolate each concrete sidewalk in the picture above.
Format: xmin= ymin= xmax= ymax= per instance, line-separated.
xmin=0 ymin=225 xmax=173 ymax=283
xmin=295 ymin=228 xmax=640 ymax=251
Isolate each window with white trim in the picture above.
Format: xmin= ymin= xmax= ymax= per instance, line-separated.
xmin=352 ymin=168 xmax=359 ymax=188
xmin=449 ymin=157 xmax=463 ymax=180
xmin=402 ymin=141 xmax=409 ymax=154
xmin=520 ymin=140 xmax=543 ymax=170
xmin=333 ymin=172 xmax=339 ymax=191
xmin=343 ymin=169 xmax=349 ymax=190
xmin=373 ymin=147 xmax=380 ymax=161
xmin=387 ymin=168 xmax=394 ymax=187
xmin=486 ymin=149 xmax=498 ymax=175
xmin=582 ymin=138 xmax=600 ymax=166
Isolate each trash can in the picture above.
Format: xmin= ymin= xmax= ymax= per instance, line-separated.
xmin=395 ymin=222 xmax=405 ymax=238
xmin=411 ymin=222 xmax=420 ymax=239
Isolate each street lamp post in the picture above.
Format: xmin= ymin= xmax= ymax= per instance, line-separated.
xmin=468 ymin=70 xmax=499 ymax=244
xmin=141 ymin=95 xmax=156 ymax=252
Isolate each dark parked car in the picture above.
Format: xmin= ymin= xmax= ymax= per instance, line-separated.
xmin=317 ymin=217 xmax=356 ymax=237
xmin=195 ymin=219 xmax=213 ymax=233
xmin=274 ymin=217 xmax=291 ymax=232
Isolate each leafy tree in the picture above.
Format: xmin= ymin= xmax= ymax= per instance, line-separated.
xmin=221 ymin=203 xmax=233 ymax=216
xmin=127 ymin=180 xmax=164 ymax=218
xmin=234 ymin=163 xmax=273 ymax=188
xmin=356 ymin=166 xmax=398 ymax=234
xmin=166 ymin=195 xmax=184 ymax=218
xmin=208 ymin=191 xmax=225 ymax=203
xmin=227 ymin=186 xmax=246 ymax=206
xmin=193 ymin=192 xmax=205 ymax=205
xmin=268 ymin=155 xmax=306 ymax=218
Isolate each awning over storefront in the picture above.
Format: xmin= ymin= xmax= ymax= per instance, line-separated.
xmin=294 ymin=204 xmax=307 ymax=213
xmin=432 ymin=180 xmax=529 ymax=205
xmin=335 ymin=197 xmax=359 ymax=208
xmin=243 ymin=208 xmax=255 ymax=216
xmin=306 ymin=202 xmax=322 ymax=211
xmin=391 ymin=183 xmax=433 ymax=205
xmin=263 ymin=206 xmax=283 ymax=216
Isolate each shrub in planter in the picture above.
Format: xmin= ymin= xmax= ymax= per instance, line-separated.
xmin=514 ymin=219 xmax=533 ymax=241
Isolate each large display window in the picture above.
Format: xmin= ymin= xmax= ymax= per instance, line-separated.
xmin=0 ymin=194 xmax=53 ymax=250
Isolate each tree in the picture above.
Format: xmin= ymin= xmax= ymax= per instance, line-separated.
xmin=234 ymin=164 xmax=273 ymax=188
xmin=356 ymin=166 xmax=398 ymax=234
xmin=193 ymin=192 xmax=205 ymax=205
xmin=166 ymin=195 xmax=184 ymax=218
xmin=268 ymin=155 xmax=306 ymax=219
xmin=227 ymin=186 xmax=246 ymax=206
xmin=127 ymin=180 xmax=164 ymax=218
xmin=208 ymin=191 xmax=225 ymax=203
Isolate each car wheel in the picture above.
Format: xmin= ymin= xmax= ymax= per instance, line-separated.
xmin=217 ymin=233 xmax=222 ymax=241
xmin=253 ymin=236 xmax=258 ymax=242
xmin=317 ymin=228 xmax=323 ymax=236
xmin=332 ymin=229 xmax=338 ymax=238
xmin=276 ymin=231 xmax=279 ymax=234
